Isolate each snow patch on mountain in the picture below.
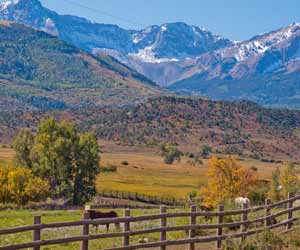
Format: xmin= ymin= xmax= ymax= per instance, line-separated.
xmin=132 ymin=26 xmax=157 ymax=45
xmin=0 ymin=0 xmax=19 ymax=11
xmin=42 ymin=18 xmax=59 ymax=36
xmin=161 ymin=25 xmax=167 ymax=32
xmin=233 ymin=41 xmax=269 ymax=61
xmin=216 ymin=23 xmax=300 ymax=62
xmin=129 ymin=45 xmax=179 ymax=63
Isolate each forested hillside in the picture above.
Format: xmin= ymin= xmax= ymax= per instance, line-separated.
xmin=0 ymin=21 xmax=161 ymax=111
xmin=77 ymin=97 xmax=300 ymax=159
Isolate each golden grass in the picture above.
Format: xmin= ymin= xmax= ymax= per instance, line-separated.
xmin=98 ymin=152 xmax=205 ymax=199
xmin=0 ymin=144 xmax=283 ymax=200
xmin=0 ymin=147 xmax=14 ymax=164
xmin=98 ymin=151 xmax=281 ymax=200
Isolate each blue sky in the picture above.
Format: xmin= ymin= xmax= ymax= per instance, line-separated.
xmin=41 ymin=0 xmax=300 ymax=41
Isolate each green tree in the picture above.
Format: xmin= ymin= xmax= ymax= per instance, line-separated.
xmin=13 ymin=117 xmax=100 ymax=204
xmin=31 ymin=118 xmax=77 ymax=198
xmin=160 ymin=143 xmax=183 ymax=164
xmin=279 ymin=164 xmax=300 ymax=198
xmin=12 ymin=129 xmax=34 ymax=168
xmin=201 ymin=144 xmax=212 ymax=158
xmin=73 ymin=132 xmax=100 ymax=205
xmin=268 ymin=167 xmax=282 ymax=201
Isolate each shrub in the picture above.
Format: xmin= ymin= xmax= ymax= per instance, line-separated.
xmin=121 ymin=161 xmax=129 ymax=166
xmin=187 ymin=152 xmax=195 ymax=158
xmin=0 ymin=165 xmax=49 ymax=205
xmin=100 ymin=164 xmax=118 ymax=172
xmin=160 ymin=143 xmax=183 ymax=165
xmin=200 ymin=145 xmax=212 ymax=158
xmin=187 ymin=156 xmax=203 ymax=167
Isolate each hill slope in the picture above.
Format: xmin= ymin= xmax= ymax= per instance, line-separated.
xmin=74 ymin=97 xmax=300 ymax=160
xmin=0 ymin=21 xmax=161 ymax=110
xmin=2 ymin=95 xmax=300 ymax=160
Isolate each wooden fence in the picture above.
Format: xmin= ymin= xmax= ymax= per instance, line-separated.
xmin=1 ymin=193 xmax=300 ymax=250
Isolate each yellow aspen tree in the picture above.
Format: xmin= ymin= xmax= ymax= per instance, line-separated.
xmin=279 ymin=164 xmax=300 ymax=198
xmin=200 ymin=156 xmax=257 ymax=207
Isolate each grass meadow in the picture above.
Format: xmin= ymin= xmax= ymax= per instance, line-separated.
xmin=1 ymin=207 xmax=300 ymax=250
xmin=0 ymin=208 xmax=217 ymax=250
xmin=0 ymin=144 xmax=284 ymax=201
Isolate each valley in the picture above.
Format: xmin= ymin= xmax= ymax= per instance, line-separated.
xmin=1 ymin=1 xmax=300 ymax=249
xmin=0 ymin=142 xmax=285 ymax=201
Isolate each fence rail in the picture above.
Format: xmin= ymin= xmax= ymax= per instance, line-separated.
xmin=1 ymin=193 xmax=300 ymax=250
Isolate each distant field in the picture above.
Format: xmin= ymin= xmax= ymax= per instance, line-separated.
xmin=98 ymin=147 xmax=280 ymax=200
xmin=0 ymin=146 xmax=13 ymax=164
xmin=0 ymin=144 xmax=282 ymax=200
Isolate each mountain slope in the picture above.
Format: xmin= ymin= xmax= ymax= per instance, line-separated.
xmin=0 ymin=0 xmax=135 ymax=53
xmin=0 ymin=0 xmax=232 ymax=86
xmin=0 ymin=21 xmax=161 ymax=110
xmin=0 ymin=0 xmax=231 ymax=57
xmin=171 ymin=23 xmax=300 ymax=81
xmin=170 ymin=23 xmax=300 ymax=108
xmin=2 ymin=0 xmax=300 ymax=108
xmin=95 ymin=23 xmax=232 ymax=86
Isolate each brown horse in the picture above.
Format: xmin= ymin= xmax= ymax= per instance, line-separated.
xmin=200 ymin=205 xmax=214 ymax=222
xmin=87 ymin=210 xmax=120 ymax=231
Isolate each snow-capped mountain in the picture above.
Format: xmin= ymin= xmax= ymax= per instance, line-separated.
xmin=169 ymin=23 xmax=300 ymax=108
xmin=129 ymin=22 xmax=231 ymax=62
xmin=0 ymin=0 xmax=232 ymax=85
xmin=170 ymin=23 xmax=300 ymax=82
xmin=0 ymin=0 xmax=135 ymax=52
xmin=1 ymin=0 xmax=300 ymax=107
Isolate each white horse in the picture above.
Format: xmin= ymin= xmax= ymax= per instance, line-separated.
xmin=294 ymin=199 xmax=300 ymax=207
xmin=235 ymin=197 xmax=250 ymax=208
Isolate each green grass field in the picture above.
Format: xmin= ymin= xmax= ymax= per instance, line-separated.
xmin=1 ymin=207 xmax=300 ymax=250
xmin=0 ymin=208 xmax=217 ymax=250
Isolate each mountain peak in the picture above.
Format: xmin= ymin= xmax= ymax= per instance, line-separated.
xmin=290 ymin=22 xmax=300 ymax=27
xmin=0 ymin=0 xmax=41 ymax=10
xmin=0 ymin=0 xmax=18 ymax=10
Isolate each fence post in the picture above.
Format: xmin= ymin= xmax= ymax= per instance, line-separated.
xmin=81 ymin=212 xmax=90 ymax=250
xmin=287 ymin=192 xmax=294 ymax=230
xmin=216 ymin=204 xmax=224 ymax=249
xmin=33 ymin=215 xmax=41 ymax=250
xmin=265 ymin=199 xmax=272 ymax=227
xmin=188 ymin=205 xmax=197 ymax=250
xmin=240 ymin=203 xmax=248 ymax=243
xmin=160 ymin=205 xmax=167 ymax=250
xmin=123 ymin=209 xmax=131 ymax=247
